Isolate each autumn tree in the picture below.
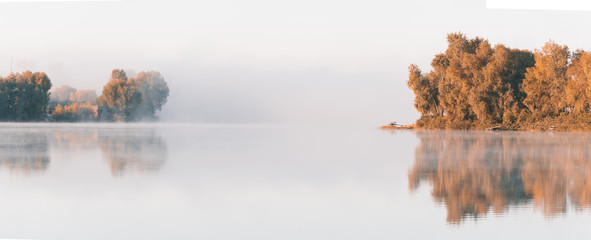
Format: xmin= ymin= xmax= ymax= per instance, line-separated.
xmin=97 ymin=69 xmax=142 ymax=122
xmin=407 ymin=65 xmax=440 ymax=116
xmin=564 ymin=50 xmax=591 ymax=114
xmin=70 ymin=89 xmax=97 ymax=103
xmin=504 ymin=49 xmax=536 ymax=120
xmin=52 ymin=86 xmax=97 ymax=104
xmin=50 ymin=85 xmax=77 ymax=103
xmin=53 ymin=103 xmax=96 ymax=122
xmin=408 ymin=33 xmax=534 ymax=126
xmin=470 ymin=46 xmax=534 ymax=124
xmin=434 ymin=33 xmax=482 ymax=122
xmin=97 ymin=69 xmax=169 ymax=122
xmin=522 ymin=41 xmax=570 ymax=117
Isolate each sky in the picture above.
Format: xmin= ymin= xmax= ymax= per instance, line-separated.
xmin=0 ymin=0 xmax=589 ymax=125
xmin=488 ymin=0 xmax=591 ymax=11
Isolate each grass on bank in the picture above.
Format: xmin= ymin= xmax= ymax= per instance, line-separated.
xmin=383 ymin=112 xmax=591 ymax=131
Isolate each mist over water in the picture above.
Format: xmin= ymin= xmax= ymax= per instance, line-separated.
xmin=1 ymin=0 xmax=591 ymax=239
xmin=0 ymin=123 xmax=167 ymax=176
xmin=1 ymin=123 xmax=590 ymax=239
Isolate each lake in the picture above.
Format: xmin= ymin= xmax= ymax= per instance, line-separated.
xmin=0 ymin=123 xmax=590 ymax=239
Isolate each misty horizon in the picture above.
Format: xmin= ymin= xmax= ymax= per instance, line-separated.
xmin=2 ymin=1 xmax=591 ymax=239
xmin=1 ymin=0 xmax=590 ymax=125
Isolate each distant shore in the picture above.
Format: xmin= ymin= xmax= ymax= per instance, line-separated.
xmin=380 ymin=124 xmax=414 ymax=130
xmin=0 ymin=69 xmax=168 ymax=123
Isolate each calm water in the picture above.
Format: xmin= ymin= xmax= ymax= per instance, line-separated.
xmin=0 ymin=123 xmax=590 ymax=239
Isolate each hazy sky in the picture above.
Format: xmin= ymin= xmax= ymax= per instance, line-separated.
xmin=0 ymin=0 xmax=589 ymax=125
xmin=488 ymin=0 xmax=591 ymax=10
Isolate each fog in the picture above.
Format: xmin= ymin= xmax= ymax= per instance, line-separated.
xmin=0 ymin=0 xmax=589 ymax=125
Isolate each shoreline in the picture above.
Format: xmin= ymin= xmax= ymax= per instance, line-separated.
xmin=383 ymin=113 xmax=591 ymax=132
xmin=379 ymin=124 xmax=591 ymax=132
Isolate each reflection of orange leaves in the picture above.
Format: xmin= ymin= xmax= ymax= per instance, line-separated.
xmin=409 ymin=131 xmax=591 ymax=224
xmin=0 ymin=156 xmax=49 ymax=175
xmin=52 ymin=129 xmax=98 ymax=151
xmin=97 ymin=131 xmax=167 ymax=177
xmin=0 ymin=133 xmax=50 ymax=175
xmin=0 ymin=129 xmax=167 ymax=178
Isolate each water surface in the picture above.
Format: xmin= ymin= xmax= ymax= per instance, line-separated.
xmin=0 ymin=124 xmax=590 ymax=239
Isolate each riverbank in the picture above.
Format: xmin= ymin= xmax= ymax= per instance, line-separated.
xmin=385 ymin=114 xmax=591 ymax=131
xmin=380 ymin=124 xmax=414 ymax=130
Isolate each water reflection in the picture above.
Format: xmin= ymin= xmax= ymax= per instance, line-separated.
xmin=0 ymin=130 xmax=49 ymax=174
xmin=0 ymin=125 xmax=168 ymax=177
xmin=409 ymin=131 xmax=591 ymax=224
xmin=52 ymin=128 xmax=100 ymax=151
xmin=98 ymin=129 xmax=168 ymax=177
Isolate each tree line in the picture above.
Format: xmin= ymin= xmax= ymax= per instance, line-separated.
xmin=407 ymin=32 xmax=591 ymax=130
xmin=0 ymin=69 xmax=169 ymax=122
xmin=0 ymin=71 xmax=52 ymax=121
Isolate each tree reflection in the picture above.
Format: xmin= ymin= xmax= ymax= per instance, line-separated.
xmin=97 ymin=129 xmax=168 ymax=177
xmin=409 ymin=131 xmax=591 ymax=224
xmin=0 ymin=127 xmax=168 ymax=177
xmin=52 ymin=128 xmax=99 ymax=151
xmin=0 ymin=131 xmax=49 ymax=174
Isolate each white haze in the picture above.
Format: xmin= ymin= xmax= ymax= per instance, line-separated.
xmin=487 ymin=0 xmax=591 ymax=11
xmin=0 ymin=0 xmax=588 ymax=125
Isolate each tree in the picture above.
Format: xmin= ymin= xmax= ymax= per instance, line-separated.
xmin=69 ymin=89 xmax=97 ymax=103
xmin=435 ymin=33 xmax=483 ymax=122
xmin=130 ymin=71 xmax=169 ymax=120
xmin=50 ymin=85 xmax=77 ymax=103
xmin=409 ymin=33 xmax=534 ymax=125
xmin=0 ymin=71 xmax=52 ymax=121
xmin=97 ymin=69 xmax=169 ymax=122
xmin=51 ymin=85 xmax=97 ymax=104
xmin=52 ymin=102 xmax=96 ymax=122
xmin=522 ymin=41 xmax=570 ymax=117
xmin=97 ymin=69 xmax=141 ymax=122
xmin=407 ymin=33 xmax=535 ymax=128
xmin=407 ymin=65 xmax=440 ymax=117
xmin=564 ymin=50 xmax=591 ymax=114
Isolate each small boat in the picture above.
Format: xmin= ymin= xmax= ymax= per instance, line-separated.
xmin=486 ymin=126 xmax=501 ymax=131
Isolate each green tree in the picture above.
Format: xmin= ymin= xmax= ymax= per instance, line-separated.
xmin=0 ymin=71 xmax=52 ymax=121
